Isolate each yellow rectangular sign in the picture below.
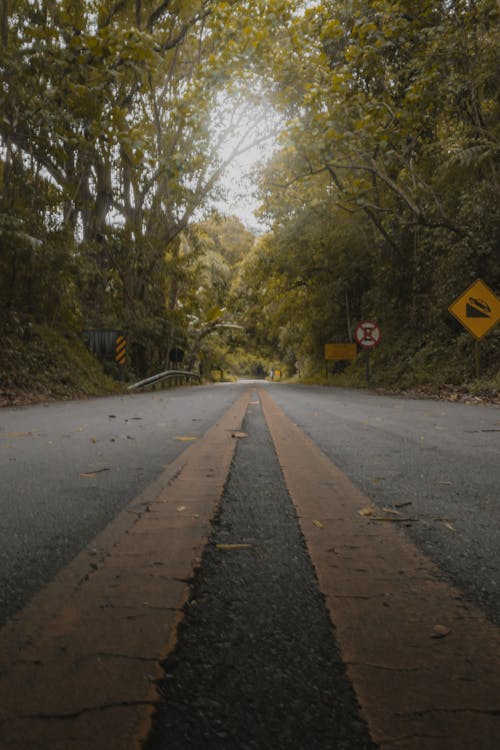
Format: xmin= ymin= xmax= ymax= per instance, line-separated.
xmin=448 ymin=279 xmax=500 ymax=340
xmin=324 ymin=343 xmax=357 ymax=361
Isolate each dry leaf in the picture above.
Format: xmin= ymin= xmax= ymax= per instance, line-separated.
xmin=174 ymin=436 xmax=197 ymax=441
xmin=442 ymin=521 xmax=456 ymax=532
xmin=431 ymin=624 xmax=451 ymax=639
xmin=216 ymin=543 xmax=252 ymax=551
xmin=313 ymin=519 xmax=324 ymax=528
xmin=382 ymin=507 xmax=402 ymax=516
xmin=80 ymin=467 xmax=110 ymax=478
xmin=176 ymin=506 xmax=186 ymax=512
xmin=231 ymin=431 xmax=248 ymax=439
xmin=358 ymin=507 xmax=376 ymax=517
xmin=371 ymin=517 xmax=417 ymax=523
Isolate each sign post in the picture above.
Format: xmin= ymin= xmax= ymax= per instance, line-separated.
xmin=354 ymin=321 xmax=382 ymax=385
xmin=448 ymin=279 xmax=500 ymax=378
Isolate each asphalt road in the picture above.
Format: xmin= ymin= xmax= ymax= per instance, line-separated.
xmin=1 ymin=380 xmax=499 ymax=632
xmin=0 ymin=384 xmax=244 ymax=626
xmin=267 ymin=383 xmax=500 ymax=627
xmin=147 ymin=401 xmax=375 ymax=750
xmin=1 ymin=381 xmax=499 ymax=749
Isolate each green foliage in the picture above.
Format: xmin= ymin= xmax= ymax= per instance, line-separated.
xmin=0 ymin=313 xmax=122 ymax=405
xmin=1 ymin=0 xmax=499 ymax=399
xmin=245 ymin=0 xmax=500 ymax=388
xmin=0 ymin=1 xmax=270 ymax=390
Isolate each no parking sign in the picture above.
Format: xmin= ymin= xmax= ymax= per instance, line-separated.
xmin=354 ymin=320 xmax=381 ymax=349
xmin=354 ymin=321 xmax=381 ymax=383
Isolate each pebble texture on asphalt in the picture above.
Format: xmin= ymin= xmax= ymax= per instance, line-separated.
xmin=146 ymin=399 xmax=376 ymax=749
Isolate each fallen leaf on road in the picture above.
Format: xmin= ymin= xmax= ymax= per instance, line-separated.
xmin=313 ymin=519 xmax=324 ymax=528
xmin=382 ymin=507 xmax=402 ymax=516
xmin=442 ymin=521 xmax=456 ymax=532
xmin=80 ymin=468 xmax=110 ymax=478
xmin=174 ymin=436 xmax=197 ymax=441
xmin=371 ymin=517 xmax=417 ymax=523
xmin=231 ymin=431 xmax=248 ymax=439
xmin=216 ymin=543 xmax=252 ymax=551
xmin=177 ymin=506 xmax=186 ymax=512
xmin=358 ymin=507 xmax=376 ymax=517
xmin=431 ymin=624 xmax=451 ymax=639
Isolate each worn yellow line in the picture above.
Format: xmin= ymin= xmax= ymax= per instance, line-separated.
xmin=0 ymin=390 xmax=251 ymax=750
xmin=259 ymin=387 xmax=500 ymax=750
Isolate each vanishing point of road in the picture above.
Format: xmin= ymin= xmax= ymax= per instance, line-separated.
xmin=0 ymin=381 xmax=499 ymax=749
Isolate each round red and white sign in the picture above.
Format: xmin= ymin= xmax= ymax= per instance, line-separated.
xmin=354 ymin=320 xmax=381 ymax=349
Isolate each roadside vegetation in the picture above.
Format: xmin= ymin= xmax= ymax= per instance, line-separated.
xmin=1 ymin=1 xmax=498 ymax=404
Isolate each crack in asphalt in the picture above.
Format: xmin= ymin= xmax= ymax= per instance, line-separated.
xmin=0 ymin=700 xmax=158 ymax=723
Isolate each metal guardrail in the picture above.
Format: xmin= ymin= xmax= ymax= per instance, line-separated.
xmin=127 ymin=369 xmax=201 ymax=391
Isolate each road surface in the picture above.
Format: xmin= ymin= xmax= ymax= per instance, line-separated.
xmin=0 ymin=381 xmax=499 ymax=749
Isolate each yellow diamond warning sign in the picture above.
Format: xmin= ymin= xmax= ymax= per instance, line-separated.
xmin=448 ymin=279 xmax=500 ymax=340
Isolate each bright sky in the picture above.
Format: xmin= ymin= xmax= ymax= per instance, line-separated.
xmin=215 ymin=143 xmax=269 ymax=231
xmin=212 ymin=94 xmax=281 ymax=232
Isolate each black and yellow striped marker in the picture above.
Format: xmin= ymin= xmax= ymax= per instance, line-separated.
xmin=115 ymin=335 xmax=126 ymax=366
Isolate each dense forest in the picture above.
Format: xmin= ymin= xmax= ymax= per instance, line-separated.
xmin=0 ymin=0 xmax=499 ymax=402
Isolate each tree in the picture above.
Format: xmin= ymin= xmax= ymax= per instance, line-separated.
xmin=0 ymin=0 xmax=294 ymax=376
xmin=247 ymin=0 xmax=499 ymax=380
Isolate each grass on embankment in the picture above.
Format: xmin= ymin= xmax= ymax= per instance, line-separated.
xmin=289 ymin=335 xmax=500 ymax=401
xmin=0 ymin=321 xmax=124 ymax=407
